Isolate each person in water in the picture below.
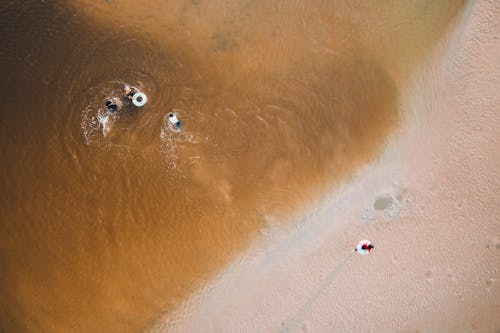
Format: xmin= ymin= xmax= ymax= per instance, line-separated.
xmin=168 ymin=112 xmax=181 ymax=129
xmin=104 ymin=98 xmax=121 ymax=113
xmin=123 ymin=84 xmax=139 ymax=100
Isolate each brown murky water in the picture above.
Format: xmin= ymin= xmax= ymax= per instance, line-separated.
xmin=0 ymin=1 xmax=463 ymax=332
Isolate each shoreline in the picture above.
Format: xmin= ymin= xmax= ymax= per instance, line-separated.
xmin=149 ymin=1 xmax=500 ymax=331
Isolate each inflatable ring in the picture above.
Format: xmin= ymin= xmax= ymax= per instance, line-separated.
xmin=132 ymin=92 xmax=147 ymax=107
xmin=356 ymin=240 xmax=372 ymax=255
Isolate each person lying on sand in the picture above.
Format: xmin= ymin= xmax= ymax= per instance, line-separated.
xmin=354 ymin=240 xmax=374 ymax=254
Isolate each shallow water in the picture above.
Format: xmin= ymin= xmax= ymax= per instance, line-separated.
xmin=0 ymin=1 xmax=463 ymax=332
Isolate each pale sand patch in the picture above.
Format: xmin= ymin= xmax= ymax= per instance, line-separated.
xmin=150 ymin=1 xmax=500 ymax=332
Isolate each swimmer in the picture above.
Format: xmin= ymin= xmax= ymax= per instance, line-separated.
xmin=123 ymin=84 xmax=139 ymax=100
xmin=167 ymin=112 xmax=181 ymax=129
xmin=124 ymin=85 xmax=148 ymax=107
xmin=104 ymin=98 xmax=122 ymax=113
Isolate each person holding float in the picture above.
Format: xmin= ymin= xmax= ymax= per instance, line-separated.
xmin=123 ymin=84 xmax=148 ymax=107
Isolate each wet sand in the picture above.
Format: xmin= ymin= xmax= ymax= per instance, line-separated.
xmin=150 ymin=1 xmax=500 ymax=332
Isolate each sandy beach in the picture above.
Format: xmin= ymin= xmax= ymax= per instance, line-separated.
xmin=150 ymin=1 xmax=500 ymax=332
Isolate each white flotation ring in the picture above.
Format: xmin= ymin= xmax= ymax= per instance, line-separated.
xmin=356 ymin=240 xmax=373 ymax=255
xmin=132 ymin=92 xmax=147 ymax=107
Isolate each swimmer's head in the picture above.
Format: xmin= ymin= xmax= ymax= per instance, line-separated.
xmin=168 ymin=113 xmax=174 ymax=117
xmin=105 ymin=100 xmax=112 ymax=107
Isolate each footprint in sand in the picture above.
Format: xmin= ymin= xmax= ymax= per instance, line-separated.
xmin=487 ymin=238 xmax=500 ymax=249
xmin=425 ymin=270 xmax=433 ymax=284
xmin=485 ymin=278 xmax=495 ymax=293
